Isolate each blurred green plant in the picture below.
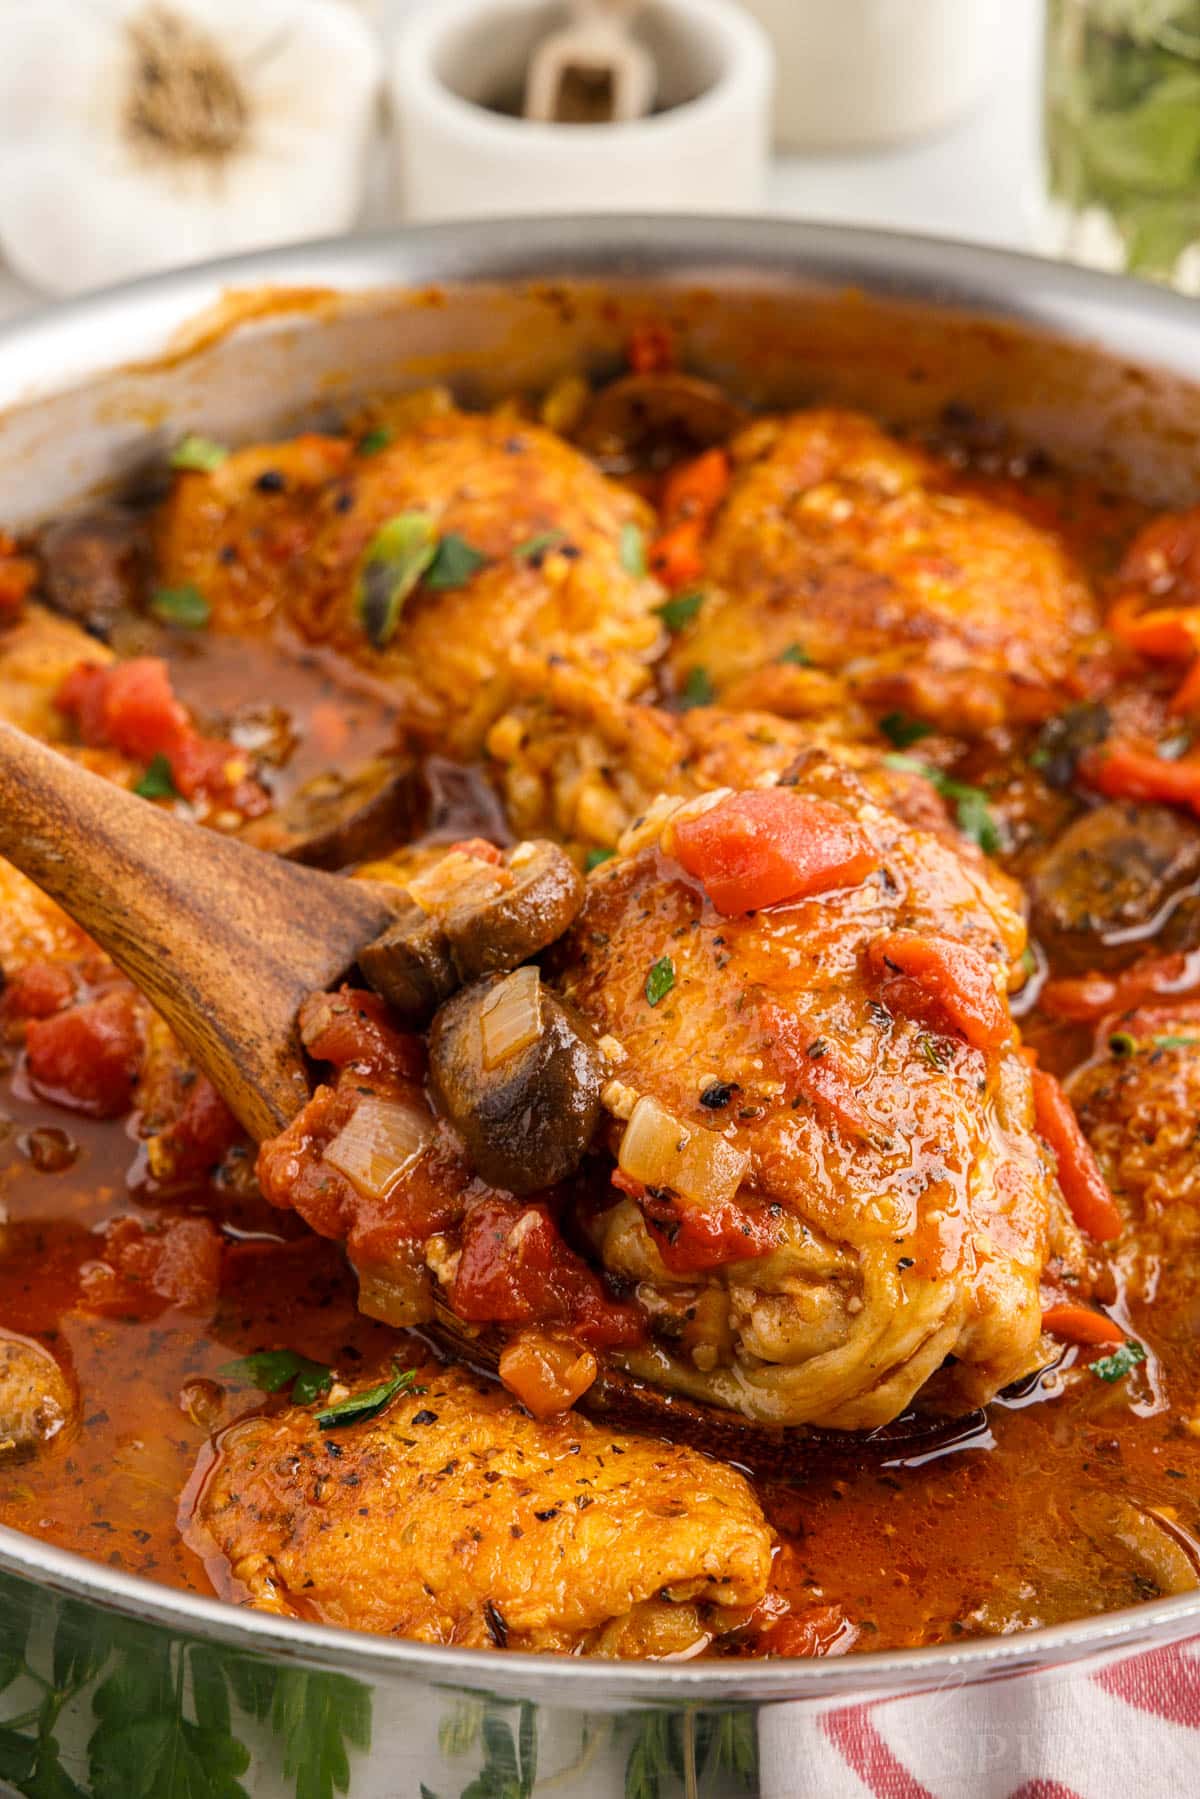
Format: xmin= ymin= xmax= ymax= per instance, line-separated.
xmin=0 ymin=1571 xmax=370 ymax=1799
xmin=1045 ymin=0 xmax=1200 ymax=278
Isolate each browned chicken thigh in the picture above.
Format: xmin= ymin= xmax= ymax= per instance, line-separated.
xmin=188 ymin=1359 xmax=772 ymax=1655
xmin=667 ymin=409 xmax=1099 ymax=733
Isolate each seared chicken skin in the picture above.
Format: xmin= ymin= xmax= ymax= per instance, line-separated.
xmin=188 ymin=1359 xmax=772 ymax=1656
xmin=667 ymin=409 xmax=1098 ymax=733
xmin=553 ymin=755 xmax=1085 ymax=1429
xmin=155 ymin=408 xmax=663 ymax=757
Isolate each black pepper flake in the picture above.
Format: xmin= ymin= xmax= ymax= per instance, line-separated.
xmin=411 ymin=1409 xmax=438 ymax=1426
xmin=700 ymin=1080 xmax=738 ymax=1110
xmin=217 ymin=544 xmax=238 ymax=565
xmin=254 ymin=469 xmax=286 ymax=493
xmin=483 ymin=1600 xmax=509 ymax=1647
xmin=534 ymin=1506 xmax=560 ymax=1521
xmin=897 ymin=1256 xmax=915 ymax=1270
xmin=806 ymin=1040 xmax=828 ymax=1059
xmin=510 ymin=1524 xmax=523 ymax=1539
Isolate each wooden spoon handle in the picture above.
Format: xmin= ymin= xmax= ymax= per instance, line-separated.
xmin=0 ymin=722 xmax=401 ymax=1140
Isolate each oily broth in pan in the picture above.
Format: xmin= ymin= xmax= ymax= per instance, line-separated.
xmin=1 ymin=339 xmax=1200 ymax=1658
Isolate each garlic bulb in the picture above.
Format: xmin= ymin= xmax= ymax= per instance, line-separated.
xmin=0 ymin=0 xmax=381 ymax=296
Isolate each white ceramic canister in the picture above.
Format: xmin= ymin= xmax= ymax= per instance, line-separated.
xmin=741 ymin=0 xmax=1005 ymax=152
xmin=390 ymin=0 xmax=774 ymax=221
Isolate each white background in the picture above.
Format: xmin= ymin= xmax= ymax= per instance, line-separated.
xmin=0 ymin=0 xmax=1044 ymax=323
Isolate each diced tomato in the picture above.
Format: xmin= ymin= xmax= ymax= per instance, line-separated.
xmin=0 ymin=532 xmax=36 ymax=621
xmin=1 ymin=960 xmax=76 ymax=1024
xmin=55 ymin=657 xmax=267 ymax=815
xmin=446 ymin=837 xmax=504 ymax=865
xmin=670 ymin=789 xmax=879 ymax=916
xmin=452 ymin=1196 xmax=643 ymax=1350
xmin=1041 ymin=950 xmax=1200 ymax=1023
xmin=80 ymin=1214 xmax=221 ymax=1316
xmin=298 ymin=986 xmax=425 ymax=1084
xmin=760 ymin=1005 xmax=870 ymax=1137
xmin=1041 ymin=1303 xmax=1126 ymax=1347
xmin=614 ymin=1172 xmax=781 ymax=1273
xmin=649 ymin=450 xmax=730 ymax=591
xmin=867 ymin=933 xmax=1012 ymax=1053
xmin=660 ymin=448 xmax=731 ymax=527
xmin=1116 ymin=505 xmax=1200 ymax=608
xmin=1026 ymin=1058 xmax=1123 ymax=1241
xmin=760 ymin=1605 xmax=859 ymax=1658
xmin=146 ymin=1076 xmax=241 ymax=1184
xmin=626 ymin=322 xmax=675 ymax=375
xmin=649 ymin=519 xmax=705 ymax=591
xmin=1080 ymin=739 xmax=1200 ymax=817
xmin=25 ymin=989 xmax=143 ymax=1118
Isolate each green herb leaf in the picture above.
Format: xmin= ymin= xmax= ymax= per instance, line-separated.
xmin=150 ymin=583 xmax=211 ymax=629
xmin=1091 ymin=1339 xmax=1147 ymax=1384
xmin=169 ymin=434 xmax=228 ymax=473
xmin=219 ymin=1349 xmax=334 ymax=1407
xmin=586 ymin=847 xmax=616 ymax=871
xmin=882 ymin=754 xmax=1004 ymax=855
xmin=1154 ymin=1032 xmax=1200 ymax=1049
xmin=1108 ymin=1031 xmax=1138 ymax=1057
xmin=357 ymin=427 xmax=393 ymax=456
xmin=425 ymin=532 xmax=488 ymax=591
xmin=679 ymin=665 xmax=715 ymax=710
xmin=315 ymin=1362 xmax=423 ymax=1431
xmin=645 ymin=956 xmax=676 ymax=1007
xmin=513 ymin=529 xmax=567 ymax=562
xmin=778 ymin=642 xmax=812 ymax=667
xmin=620 ymin=522 xmax=647 ymax=578
xmin=654 ymin=589 xmax=704 ymax=633
xmin=355 ymin=512 xmax=438 ymax=649
xmin=133 ymin=755 xmax=178 ymax=801
xmin=879 ymin=710 xmax=934 ymax=748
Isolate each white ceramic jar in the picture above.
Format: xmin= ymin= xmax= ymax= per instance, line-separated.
xmin=390 ymin=0 xmax=773 ymax=221
xmin=741 ymin=0 xmax=1005 ymax=151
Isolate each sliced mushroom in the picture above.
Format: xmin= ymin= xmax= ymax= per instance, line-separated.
xmin=239 ymin=756 xmax=421 ymax=869
xmin=437 ymin=841 xmax=584 ymax=980
xmin=576 ymin=373 xmax=746 ymax=463
xmin=429 ymin=968 xmax=603 ymax=1193
xmin=1028 ymin=801 xmax=1200 ymax=971
xmin=0 ymin=1331 xmax=73 ymax=1458
xmin=356 ymin=891 xmax=458 ymax=1026
xmin=38 ymin=507 xmax=147 ymax=642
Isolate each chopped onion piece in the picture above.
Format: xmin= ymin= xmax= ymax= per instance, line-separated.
xmin=353 ymin=1253 xmax=434 ymax=1327
xmin=618 ymin=1093 xmax=749 ymax=1207
xmin=325 ymin=1094 xmax=433 ymax=1199
xmin=479 ymin=964 xmax=543 ymax=1071
xmin=407 ymin=849 xmax=501 ymax=918
xmin=498 ymin=1330 xmax=598 ymax=1419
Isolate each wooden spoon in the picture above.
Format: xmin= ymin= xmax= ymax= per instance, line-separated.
xmin=0 ymin=721 xmax=403 ymax=1141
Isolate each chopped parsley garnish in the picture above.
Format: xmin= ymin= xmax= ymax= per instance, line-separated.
xmin=883 ymin=753 xmax=1005 ymax=855
xmin=879 ymin=710 xmax=934 ymax=749
xmin=919 ymin=1034 xmax=950 ymax=1070
xmin=1154 ymin=1033 xmax=1200 ymax=1050
xmin=355 ymin=511 xmax=438 ymax=648
xmin=513 ymin=529 xmax=567 ymax=562
xmin=150 ymin=582 xmax=211 ymax=629
xmin=654 ymin=589 xmax=704 ymax=633
xmin=1090 ymin=1340 xmax=1147 ymax=1384
xmin=620 ymin=521 xmax=647 ymax=577
xmin=220 ymin=1349 xmax=334 ymax=1406
xmin=644 ymin=956 xmax=676 ymax=1007
xmin=585 ymin=846 xmax=615 ymax=871
xmin=1108 ymin=1031 xmax=1137 ymax=1057
xmin=316 ymin=1362 xmax=424 ymax=1430
xmin=133 ymin=754 xmax=178 ymax=800
xmin=679 ymin=665 xmax=715 ymax=709
xmin=357 ymin=426 xmax=393 ymax=456
xmin=169 ymin=433 xmax=228 ymax=472
xmin=777 ymin=642 xmax=812 ymax=667
xmin=424 ymin=532 xmax=488 ymax=590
